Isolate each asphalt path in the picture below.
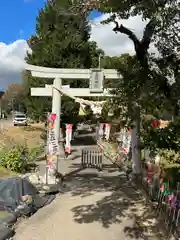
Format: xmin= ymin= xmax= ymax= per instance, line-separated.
xmin=15 ymin=133 xmax=165 ymax=240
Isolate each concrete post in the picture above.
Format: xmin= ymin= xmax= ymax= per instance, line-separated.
xmin=131 ymin=106 xmax=141 ymax=174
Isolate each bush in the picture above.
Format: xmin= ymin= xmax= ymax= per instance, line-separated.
xmin=29 ymin=146 xmax=44 ymax=162
xmin=158 ymin=149 xmax=180 ymax=189
xmin=0 ymin=144 xmax=29 ymax=173
xmin=142 ymin=118 xmax=180 ymax=151
xmin=0 ymin=144 xmax=43 ymax=173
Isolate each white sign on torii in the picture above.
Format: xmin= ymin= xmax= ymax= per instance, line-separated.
xmin=25 ymin=64 xmax=120 ymax=141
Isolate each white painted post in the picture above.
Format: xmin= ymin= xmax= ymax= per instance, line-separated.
xmin=52 ymin=77 xmax=61 ymax=141
xmin=131 ymin=106 xmax=141 ymax=174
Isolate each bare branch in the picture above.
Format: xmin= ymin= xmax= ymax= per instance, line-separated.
xmin=112 ymin=20 xmax=157 ymax=68
xmin=113 ymin=21 xmax=140 ymax=47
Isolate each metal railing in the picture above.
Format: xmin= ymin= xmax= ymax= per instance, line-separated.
xmin=142 ymin=175 xmax=180 ymax=238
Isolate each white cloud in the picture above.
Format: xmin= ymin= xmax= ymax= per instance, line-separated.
xmin=0 ymin=40 xmax=30 ymax=90
xmin=90 ymin=14 xmax=157 ymax=56
xmin=0 ymin=13 xmax=157 ymax=90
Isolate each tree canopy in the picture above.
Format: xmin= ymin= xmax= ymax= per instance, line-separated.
xmin=1 ymin=84 xmax=25 ymax=114
xmin=23 ymin=0 xmax=104 ymax=120
xmin=71 ymin=1 xmax=180 ymax=113
xmin=74 ymin=0 xmax=180 ymax=58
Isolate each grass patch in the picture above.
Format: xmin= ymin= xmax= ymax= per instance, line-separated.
xmin=21 ymin=123 xmax=45 ymax=132
xmin=0 ymin=123 xmax=45 ymax=177
xmin=0 ymin=123 xmax=45 ymax=150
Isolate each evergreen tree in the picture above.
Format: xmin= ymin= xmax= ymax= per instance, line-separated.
xmin=23 ymin=0 xmax=103 ymax=120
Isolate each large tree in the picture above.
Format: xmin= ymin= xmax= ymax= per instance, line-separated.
xmin=23 ymin=0 xmax=104 ymax=120
xmin=72 ymin=0 xmax=180 ymax=174
xmin=102 ymin=53 xmax=180 ymax=175
xmin=72 ymin=0 xmax=180 ymax=89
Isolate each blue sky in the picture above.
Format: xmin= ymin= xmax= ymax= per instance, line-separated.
xmin=0 ymin=0 xmax=105 ymax=90
xmin=0 ymin=0 xmax=141 ymax=90
xmin=0 ymin=0 xmax=101 ymax=44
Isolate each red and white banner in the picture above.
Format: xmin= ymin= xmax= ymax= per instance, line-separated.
xmin=47 ymin=113 xmax=59 ymax=156
xmin=118 ymin=128 xmax=131 ymax=161
xmin=47 ymin=113 xmax=56 ymax=128
xmin=65 ymin=124 xmax=73 ymax=153
xmin=45 ymin=113 xmax=58 ymax=184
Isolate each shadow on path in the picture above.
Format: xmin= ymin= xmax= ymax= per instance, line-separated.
xmin=64 ymin=171 xmax=167 ymax=239
xmin=71 ymin=135 xmax=96 ymax=146
xmin=69 ymin=163 xmax=118 ymax=169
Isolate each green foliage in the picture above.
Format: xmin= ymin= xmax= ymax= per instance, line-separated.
xmin=29 ymin=146 xmax=44 ymax=162
xmin=82 ymin=0 xmax=180 ymax=55
xmin=103 ymin=54 xmax=164 ymax=124
xmin=0 ymin=144 xmax=43 ymax=173
xmin=23 ymin=0 xmax=104 ymax=120
xmin=0 ymin=144 xmax=29 ymax=173
xmin=158 ymin=149 xmax=180 ymax=168
xmin=142 ymin=118 xmax=180 ymax=151
xmin=141 ymin=117 xmax=180 ymax=186
xmin=1 ymin=84 xmax=26 ymax=114
xmin=158 ymin=149 xmax=180 ymax=188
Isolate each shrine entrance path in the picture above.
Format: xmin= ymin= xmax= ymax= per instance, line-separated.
xmin=15 ymin=134 xmax=166 ymax=240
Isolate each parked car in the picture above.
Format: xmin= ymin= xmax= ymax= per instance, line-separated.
xmin=13 ymin=113 xmax=27 ymax=126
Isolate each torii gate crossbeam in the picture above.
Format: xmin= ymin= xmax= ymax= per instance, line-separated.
xmin=25 ymin=64 xmax=141 ymax=176
xmin=25 ymin=64 xmax=120 ymax=142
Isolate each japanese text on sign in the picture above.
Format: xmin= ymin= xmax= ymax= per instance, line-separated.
xmin=48 ymin=128 xmax=59 ymax=155
xmin=90 ymin=69 xmax=104 ymax=93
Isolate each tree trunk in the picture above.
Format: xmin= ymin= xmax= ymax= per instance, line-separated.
xmin=173 ymin=101 xmax=180 ymax=119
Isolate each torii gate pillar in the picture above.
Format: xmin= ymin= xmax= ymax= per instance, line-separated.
xmin=52 ymin=77 xmax=61 ymax=142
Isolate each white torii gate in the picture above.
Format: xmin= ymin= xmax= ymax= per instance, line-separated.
xmin=25 ymin=64 xmax=120 ymax=141
xmin=25 ymin=64 xmax=140 ymax=174
xmin=32 ymin=85 xmax=113 ymax=98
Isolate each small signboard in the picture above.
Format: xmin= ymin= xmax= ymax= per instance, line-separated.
xmin=90 ymin=69 xmax=104 ymax=93
xmin=48 ymin=128 xmax=59 ymax=155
